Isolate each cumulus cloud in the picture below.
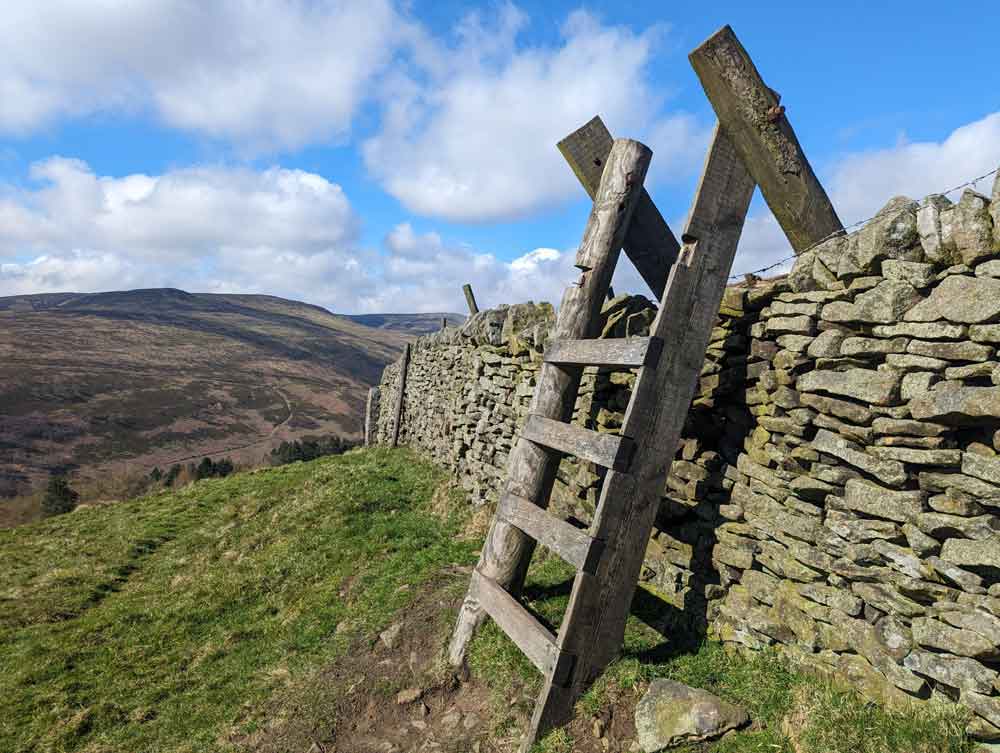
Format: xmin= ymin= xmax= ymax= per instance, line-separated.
xmin=0 ymin=159 xmax=586 ymax=313
xmin=827 ymin=111 xmax=1000 ymax=223
xmin=0 ymin=0 xmax=404 ymax=150
xmin=363 ymin=7 xmax=710 ymax=222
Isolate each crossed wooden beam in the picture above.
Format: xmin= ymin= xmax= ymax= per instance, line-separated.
xmin=563 ymin=24 xmax=841 ymax=300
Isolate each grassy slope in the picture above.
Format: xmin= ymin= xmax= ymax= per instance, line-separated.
xmin=0 ymin=448 xmax=478 ymax=753
xmin=1 ymin=448 xmax=976 ymax=753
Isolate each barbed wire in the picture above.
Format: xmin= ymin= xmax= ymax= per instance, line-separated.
xmin=727 ymin=164 xmax=1000 ymax=282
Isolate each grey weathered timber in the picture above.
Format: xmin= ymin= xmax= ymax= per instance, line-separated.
xmin=498 ymin=492 xmax=602 ymax=574
xmin=462 ymin=284 xmax=479 ymax=315
xmin=521 ymin=414 xmax=634 ymax=472
xmin=364 ymin=386 xmax=378 ymax=447
xmin=558 ymin=116 xmax=679 ymax=298
xmin=544 ymin=336 xmax=662 ymax=369
xmin=524 ymin=124 xmax=757 ymax=748
xmin=390 ymin=343 xmax=410 ymax=448
xmin=689 ymin=25 xmax=841 ymax=253
xmin=471 ymin=570 xmax=574 ymax=685
xmin=441 ymin=316 xmax=447 ymax=330
xmin=448 ymin=138 xmax=652 ymax=667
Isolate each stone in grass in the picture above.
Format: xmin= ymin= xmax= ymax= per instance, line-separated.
xmin=379 ymin=623 xmax=403 ymax=649
xmin=635 ymin=679 xmax=749 ymax=752
xmin=904 ymin=649 xmax=998 ymax=694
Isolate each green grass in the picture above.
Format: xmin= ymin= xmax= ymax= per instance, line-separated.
xmin=0 ymin=448 xmax=479 ymax=753
xmin=465 ymin=559 xmax=975 ymax=753
xmin=1 ymin=448 xmax=979 ymax=753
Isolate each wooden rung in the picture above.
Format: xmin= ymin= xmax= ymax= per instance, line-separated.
xmin=521 ymin=415 xmax=635 ymax=472
xmin=473 ymin=571 xmax=575 ymax=685
xmin=498 ymin=492 xmax=603 ymax=574
xmin=544 ymin=336 xmax=662 ymax=369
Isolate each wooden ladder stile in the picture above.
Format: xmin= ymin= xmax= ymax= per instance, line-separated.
xmin=447 ymin=123 xmax=756 ymax=751
xmin=446 ymin=24 xmax=839 ymax=749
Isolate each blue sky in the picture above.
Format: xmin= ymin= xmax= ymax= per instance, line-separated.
xmin=1 ymin=1 xmax=998 ymax=313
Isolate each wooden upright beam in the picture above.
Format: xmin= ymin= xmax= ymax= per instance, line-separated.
xmin=559 ymin=117 xmax=679 ymax=299
xmin=462 ymin=284 xmax=479 ymax=315
xmin=390 ymin=344 xmax=410 ymax=448
xmin=449 ymin=139 xmax=653 ymax=667
xmin=526 ymin=124 xmax=758 ymax=743
xmin=364 ymin=386 xmax=378 ymax=447
xmin=689 ymin=25 xmax=842 ymax=253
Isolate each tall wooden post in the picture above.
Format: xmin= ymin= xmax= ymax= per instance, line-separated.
xmin=449 ymin=139 xmax=652 ymax=666
xmin=462 ymin=284 xmax=479 ymax=315
xmin=390 ymin=344 xmax=410 ymax=448
xmin=689 ymin=25 xmax=842 ymax=253
xmin=364 ymin=387 xmax=378 ymax=447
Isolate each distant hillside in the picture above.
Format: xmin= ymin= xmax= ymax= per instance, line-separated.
xmin=344 ymin=312 xmax=465 ymax=335
xmin=0 ymin=288 xmax=410 ymax=503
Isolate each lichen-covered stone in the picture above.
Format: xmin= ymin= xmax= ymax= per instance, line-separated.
xmin=841 ymin=336 xmax=908 ymax=356
xmin=635 ymin=680 xmax=749 ymax=751
xmin=941 ymin=538 xmax=1000 ymax=569
xmin=841 ymin=478 xmax=924 ymax=521
xmin=913 ymin=617 xmax=1000 ymax=660
xmin=910 ymin=387 xmax=1000 ymax=423
xmin=950 ymin=190 xmax=995 ymax=266
xmin=907 ymin=339 xmax=994 ymax=361
xmin=904 ymin=649 xmax=998 ymax=693
xmin=918 ymin=194 xmax=957 ymax=264
xmin=855 ymin=196 xmax=922 ymax=272
xmin=905 ymin=275 xmax=1000 ymax=324
xmin=873 ymin=321 xmax=967 ymax=340
xmin=797 ymin=368 xmax=900 ymax=406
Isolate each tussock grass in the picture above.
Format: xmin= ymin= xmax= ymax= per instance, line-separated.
xmin=0 ymin=448 xmax=478 ymax=753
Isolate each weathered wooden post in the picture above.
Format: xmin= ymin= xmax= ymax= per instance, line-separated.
xmin=390 ymin=343 xmax=410 ymax=448
xmin=364 ymin=387 xmax=378 ymax=447
xmin=449 ymin=138 xmax=653 ymax=666
xmin=689 ymin=25 xmax=843 ymax=252
xmin=441 ymin=316 xmax=447 ymax=330
xmin=462 ymin=284 xmax=479 ymax=315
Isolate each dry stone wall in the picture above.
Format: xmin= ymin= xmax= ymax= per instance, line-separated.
xmin=374 ymin=173 xmax=1000 ymax=742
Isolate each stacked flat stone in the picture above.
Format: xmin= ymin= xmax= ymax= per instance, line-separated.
xmin=373 ymin=167 xmax=1000 ymax=746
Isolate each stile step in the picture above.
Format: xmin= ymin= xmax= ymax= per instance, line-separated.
xmin=497 ymin=492 xmax=603 ymax=574
xmin=544 ymin=336 xmax=662 ymax=369
xmin=521 ymin=414 xmax=635 ymax=472
xmin=472 ymin=571 xmax=575 ymax=685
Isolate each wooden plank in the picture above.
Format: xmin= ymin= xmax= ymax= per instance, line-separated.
xmin=521 ymin=414 xmax=634 ymax=472
xmin=449 ymin=139 xmax=652 ymax=667
xmin=462 ymin=284 xmax=479 ymax=315
xmin=390 ymin=343 xmax=410 ymax=448
xmin=498 ymin=492 xmax=602 ymax=574
xmin=364 ymin=386 xmax=378 ymax=447
xmin=524 ymin=124 xmax=757 ymax=749
xmin=558 ymin=116 xmax=680 ymax=299
xmin=544 ymin=336 xmax=662 ymax=369
xmin=472 ymin=571 xmax=565 ymax=677
xmin=689 ymin=25 xmax=842 ymax=253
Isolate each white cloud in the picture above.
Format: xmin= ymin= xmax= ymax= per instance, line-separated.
xmin=827 ymin=111 xmax=1000 ymax=223
xmin=363 ymin=7 xmax=710 ymax=222
xmin=0 ymin=0 xmax=404 ymax=150
xmin=0 ymin=158 xmax=584 ymax=313
xmin=369 ymin=222 xmax=579 ymax=312
xmin=0 ymin=158 xmax=358 ymax=259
